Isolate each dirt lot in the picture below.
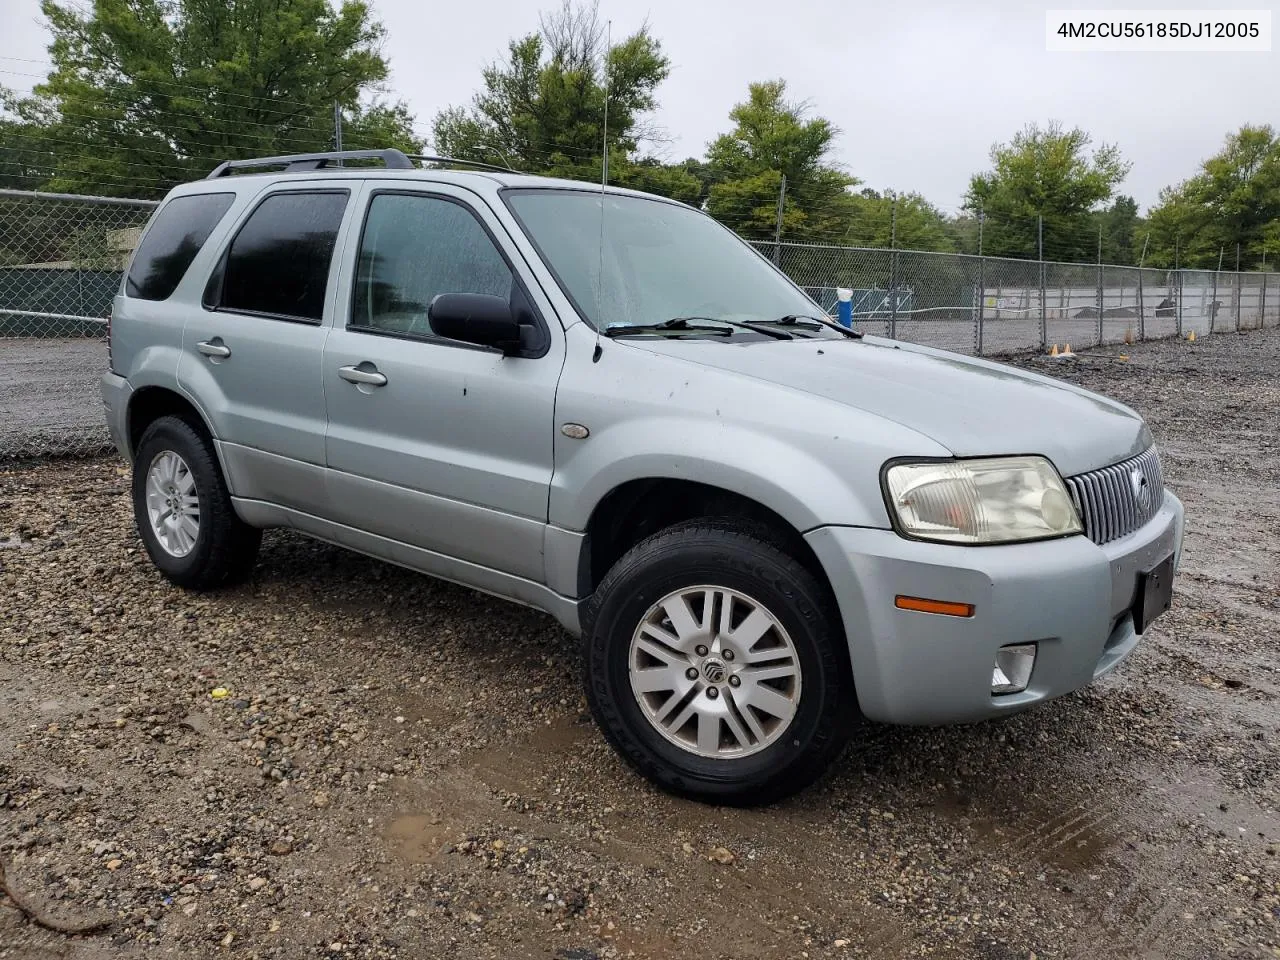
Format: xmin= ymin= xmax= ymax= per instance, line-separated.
xmin=2 ymin=327 xmax=1279 ymax=959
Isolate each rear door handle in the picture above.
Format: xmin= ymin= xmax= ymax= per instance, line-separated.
xmin=197 ymin=339 xmax=231 ymax=359
xmin=338 ymin=364 xmax=388 ymax=387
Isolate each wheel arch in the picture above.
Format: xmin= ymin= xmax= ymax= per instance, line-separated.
xmin=126 ymin=386 xmax=239 ymax=496
xmin=577 ymin=478 xmax=831 ymax=600
xmin=127 ymin=386 xmax=214 ymax=454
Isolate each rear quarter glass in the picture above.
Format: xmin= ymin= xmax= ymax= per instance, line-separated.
xmin=125 ymin=193 xmax=236 ymax=301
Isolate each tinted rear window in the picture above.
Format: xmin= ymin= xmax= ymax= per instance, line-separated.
xmin=125 ymin=193 xmax=235 ymax=301
xmin=218 ymin=191 xmax=349 ymax=322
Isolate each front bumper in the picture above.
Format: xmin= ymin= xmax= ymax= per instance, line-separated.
xmin=100 ymin=371 xmax=132 ymax=462
xmin=805 ymin=490 xmax=1183 ymax=725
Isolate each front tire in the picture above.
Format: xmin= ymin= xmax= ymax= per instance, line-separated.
xmin=131 ymin=416 xmax=261 ymax=589
xmin=583 ymin=521 xmax=855 ymax=805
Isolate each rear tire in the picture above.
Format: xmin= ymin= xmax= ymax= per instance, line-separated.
xmin=583 ymin=521 xmax=855 ymax=805
xmin=131 ymin=416 xmax=260 ymax=589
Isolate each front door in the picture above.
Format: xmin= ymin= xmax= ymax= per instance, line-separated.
xmin=321 ymin=185 xmax=563 ymax=584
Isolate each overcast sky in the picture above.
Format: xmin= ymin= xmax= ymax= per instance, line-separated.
xmin=2 ymin=0 xmax=1275 ymax=211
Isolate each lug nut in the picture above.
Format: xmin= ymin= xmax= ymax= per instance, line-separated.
xmin=722 ymin=649 xmax=735 ymax=661
xmin=685 ymin=667 xmax=698 ymax=681
xmin=694 ymin=644 xmax=708 ymax=657
xmin=728 ymin=675 xmax=740 ymax=687
xmin=706 ymin=687 xmax=719 ymax=699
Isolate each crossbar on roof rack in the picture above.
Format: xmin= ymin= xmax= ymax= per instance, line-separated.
xmin=404 ymin=154 xmax=518 ymax=174
xmin=205 ymin=149 xmax=414 ymax=178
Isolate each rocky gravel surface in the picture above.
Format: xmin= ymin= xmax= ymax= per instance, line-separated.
xmin=2 ymin=327 xmax=1279 ymax=959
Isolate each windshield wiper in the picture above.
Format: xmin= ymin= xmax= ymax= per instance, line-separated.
xmin=665 ymin=316 xmax=794 ymax=340
xmin=770 ymin=314 xmax=864 ymax=339
xmin=603 ymin=317 xmax=734 ymax=338
xmin=604 ymin=316 xmax=795 ymax=340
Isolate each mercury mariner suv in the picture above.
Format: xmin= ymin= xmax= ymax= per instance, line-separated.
xmin=102 ymin=148 xmax=1184 ymax=804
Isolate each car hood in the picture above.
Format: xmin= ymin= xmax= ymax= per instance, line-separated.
xmin=629 ymin=335 xmax=1150 ymax=477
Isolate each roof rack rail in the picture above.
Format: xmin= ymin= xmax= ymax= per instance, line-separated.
xmin=205 ymin=148 xmax=414 ymax=179
xmin=405 ymin=154 xmax=518 ymax=174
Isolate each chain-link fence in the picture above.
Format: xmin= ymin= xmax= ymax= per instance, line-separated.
xmin=756 ymin=238 xmax=1276 ymax=354
xmin=2 ymin=187 xmax=1278 ymax=461
xmin=0 ymin=189 xmax=158 ymax=460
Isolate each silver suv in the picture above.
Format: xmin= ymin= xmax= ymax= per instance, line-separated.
xmin=102 ymin=149 xmax=1184 ymax=804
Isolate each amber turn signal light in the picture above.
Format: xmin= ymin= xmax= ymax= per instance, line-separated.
xmin=894 ymin=595 xmax=975 ymax=618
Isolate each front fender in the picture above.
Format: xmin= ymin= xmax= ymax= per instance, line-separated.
xmin=550 ymin=416 xmax=892 ymax=534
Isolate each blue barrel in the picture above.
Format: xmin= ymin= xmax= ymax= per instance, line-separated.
xmin=836 ymin=288 xmax=853 ymax=328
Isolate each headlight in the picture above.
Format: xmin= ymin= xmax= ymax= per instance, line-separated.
xmin=884 ymin=456 xmax=1082 ymax=544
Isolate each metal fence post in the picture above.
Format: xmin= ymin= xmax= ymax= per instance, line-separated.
xmin=1095 ymin=264 xmax=1104 ymax=346
xmin=1209 ymin=269 xmax=1219 ymax=334
xmin=975 ymin=255 xmax=985 ymax=356
xmin=772 ymin=174 xmax=786 ymax=265
xmin=1038 ymin=260 xmax=1047 ymax=349
xmin=1141 ymin=268 xmax=1152 ymax=343
xmin=887 ymin=198 xmax=898 ymax=340
xmin=1037 ymin=216 xmax=1046 ymax=349
xmin=1176 ymin=271 xmax=1184 ymax=338
xmin=1095 ymin=226 xmax=1104 ymax=345
xmin=970 ymin=275 xmax=978 ymax=349
xmin=1260 ymin=271 xmax=1268 ymax=329
xmin=888 ymin=252 xmax=898 ymax=340
xmin=1236 ymin=243 xmax=1242 ymax=330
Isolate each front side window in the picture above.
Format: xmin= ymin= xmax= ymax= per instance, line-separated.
xmin=125 ymin=193 xmax=234 ymax=301
xmin=503 ymin=189 xmax=825 ymax=333
xmin=217 ymin=191 xmax=348 ymax=322
xmin=351 ymin=192 xmax=513 ymax=337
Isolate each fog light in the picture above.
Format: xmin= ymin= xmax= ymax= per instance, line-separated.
xmin=992 ymin=643 xmax=1037 ymax=695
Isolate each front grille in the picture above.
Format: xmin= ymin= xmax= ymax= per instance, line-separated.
xmin=1065 ymin=446 xmax=1164 ymax=545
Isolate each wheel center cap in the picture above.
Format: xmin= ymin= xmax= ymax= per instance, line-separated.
xmin=701 ymin=658 xmax=727 ymax=684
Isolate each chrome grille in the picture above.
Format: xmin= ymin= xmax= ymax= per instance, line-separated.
xmin=1064 ymin=446 xmax=1164 ymax=545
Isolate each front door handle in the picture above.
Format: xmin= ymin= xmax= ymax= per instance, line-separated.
xmin=197 ymin=339 xmax=231 ymax=359
xmin=338 ymin=364 xmax=388 ymax=387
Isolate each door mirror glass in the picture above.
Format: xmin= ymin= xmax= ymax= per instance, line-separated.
xmin=428 ymin=293 xmax=521 ymax=354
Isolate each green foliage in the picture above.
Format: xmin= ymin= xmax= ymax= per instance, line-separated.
xmin=1145 ymin=125 xmax=1280 ymax=269
xmin=1097 ymin=195 xmax=1141 ymax=265
xmin=0 ymin=0 xmax=420 ymax=197
xmin=965 ymin=122 xmax=1130 ymax=261
xmin=0 ymin=87 xmax=58 ymax=191
xmin=704 ymin=80 xmax=857 ymax=243
xmin=432 ymin=2 xmax=698 ymax=201
xmin=843 ymin=190 xmax=956 ymax=252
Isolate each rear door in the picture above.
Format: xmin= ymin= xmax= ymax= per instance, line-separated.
xmin=178 ymin=186 xmax=355 ymax=515
xmin=321 ymin=183 xmax=563 ymax=583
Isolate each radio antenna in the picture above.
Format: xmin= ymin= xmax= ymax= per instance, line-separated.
xmin=592 ymin=17 xmax=611 ymax=363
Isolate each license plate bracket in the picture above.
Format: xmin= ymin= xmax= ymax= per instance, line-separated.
xmin=1133 ymin=553 xmax=1175 ymax=634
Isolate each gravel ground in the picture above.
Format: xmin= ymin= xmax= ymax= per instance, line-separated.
xmin=2 ymin=327 xmax=1278 ymax=959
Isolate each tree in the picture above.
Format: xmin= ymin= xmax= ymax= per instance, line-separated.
xmin=703 ymin=80 xmax=857 ymax=243
xmin=0 ymin=87 xmax=58 ymax=191
xmin=432 ymin=2 xmax=699 ymax=203
xmin=843 ymin=189 xmax=956 ymax=252
xmin=1098 ymin=195 xmax=1141 ymax=265
xmin=1145 ymin=125 xmax=1280 ymax=269
xmin=0 ymin=0 xmax=420 ymax=198
xmin=965 ymin=122 xmax=1130 ymax=261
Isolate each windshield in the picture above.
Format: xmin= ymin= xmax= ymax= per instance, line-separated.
xmin=503 ymin=188 xmax=830 ymax=335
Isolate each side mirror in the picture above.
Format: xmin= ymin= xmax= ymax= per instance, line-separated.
xmin=428 ymin=293 xmax=521 ymax=355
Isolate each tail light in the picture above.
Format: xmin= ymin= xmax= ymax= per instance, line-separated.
xmin=106 ymin=310 xmax=113 ymax=372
